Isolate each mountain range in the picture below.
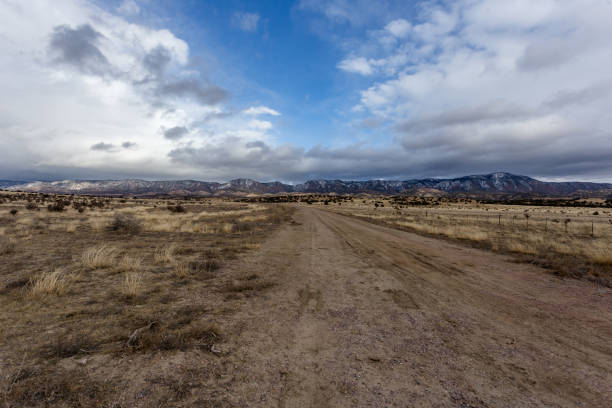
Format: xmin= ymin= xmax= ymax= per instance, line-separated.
xmin=3 ymin=173 xmax=612 ymax=197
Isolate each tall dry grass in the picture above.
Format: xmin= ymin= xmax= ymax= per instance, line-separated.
xmin=121 ymin=272 xmax=143 ymax=297
xmin=81 ymin=245 xmax=118 ymax=269
xmin=154 ymin=244 xmax=176 ymax=264
xmin=117 ymin=254 xmax=143 ymax=272
xmin=173 ymin=262 xmax=191 ymax=278
xmin=29 ymin=268 xmax=69 ymax=296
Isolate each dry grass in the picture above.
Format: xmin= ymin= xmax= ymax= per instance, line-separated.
xmin=173 ymin=262 xmax=191 ymax=278
xmin=121 ymin=272 xmax=143 ymax=297
xmin=0 ymin=192 xmax=294 ymax=406
xmin=154 ymin=244 xmax=176 ymax=264
xmin=29 ymin=268 xmax=69 ymax=296
xmin=118 ymin=254 xmax=143 ymax=272
xmin=81 ymin=245 xmax=118 ymax=269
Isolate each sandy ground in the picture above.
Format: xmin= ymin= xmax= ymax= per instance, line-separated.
xmin=215 ymin=206 xmax=611 ymax=407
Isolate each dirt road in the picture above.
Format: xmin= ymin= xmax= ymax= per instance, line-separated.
xmin=217 ymin=207 xmax=612 ymax=407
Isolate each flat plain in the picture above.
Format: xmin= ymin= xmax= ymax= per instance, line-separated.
xmin=0 ymin=192 xmax=611 ymax=407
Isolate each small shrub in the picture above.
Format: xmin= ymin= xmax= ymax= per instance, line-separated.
xmin=47 ymin=202 xmax=65 ymax=212
xmin=109 ymin=213 xmax=142 ymax=234
xmin=25 ymin=202 xmax=39 ymax=210
xmin=9 ymin=209 xmax=18 ymax=216
xmin=167 ymin=205 xmax=186 ymax=213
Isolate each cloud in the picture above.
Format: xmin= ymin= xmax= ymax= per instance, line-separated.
xmin=155 ymin=79 xmax=227 ymax=105
xmin=243 ymin=106 xmax=280 ymax=116
xmin=297 ymin=0 xmax=409 ymax=27
xmin=231 ymin=12 xmax=260 ymax=32
xmin=338 ymin=57 xmax=373 ymax=75
xmin=117 ymin=0 xmax=140 ymax=16
xmin=3 ymin=0 xmax=612 ymax=183
xmin=396 ymin=101 xmax=530 ymax=133
xmin=163 ymin=126 xmax=189 ymax=140
xmin=167 ymin=139 xmax=418 ymax=181
xmin=49 ymin=24 xmax=113 ymax=76
xmin=385 ymin=19 xmax=411 ymax=37
xmin=141 ymin=45 xmax=172 ymax=78
xmin=137 ymin=45 xmax=227 ymax=106
xmin=91 ymin=142 xmax=117 ymax=152
xmin=330 ymin=0 xmax=612 ymax=181
xmin=544 ymin=83 xmax=612 ymax=110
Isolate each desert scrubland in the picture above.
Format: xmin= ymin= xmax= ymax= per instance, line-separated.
xmin=0 ymin=192 xmax=611 ymax=407
xmin=0 ymin=192 xmax=291 ymax=407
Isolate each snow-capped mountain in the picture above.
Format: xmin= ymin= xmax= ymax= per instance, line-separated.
xmin=5 ymin=173 xmax=612 ymax=197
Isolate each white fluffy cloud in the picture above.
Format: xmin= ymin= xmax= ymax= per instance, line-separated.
xmin=385 ymin=19 xmax=411 ymax=38
xmin=339 ymin=0 xmax=612 ymax=180
xmin=338 ymin=57 xmax=374 ymax=75
xmin=2 ymin=0 xmax=612 ymax=182
xmin=0 ymin=0 xmax=280 ymax=180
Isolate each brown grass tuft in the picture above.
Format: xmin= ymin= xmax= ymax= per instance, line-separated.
xmin=154 ymin=244 xmax=176 ymax=264
xmin=81 ymin=245 xmax=118 ymax=269
xmin=173 ymin=262 xmax=191 ymax=279
xmin=121 ymin=272 xmax=143 ymax=297
xmin=117 ymin=254 xmax=143 ymax=272
xmin=29 ymin=268 xmax=69 ymax=296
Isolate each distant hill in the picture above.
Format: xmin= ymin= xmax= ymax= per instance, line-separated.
xmin=0 ymin=180 xmax=26 ymax=188
xmin=4 ymin=173 xmax=612 ymax=197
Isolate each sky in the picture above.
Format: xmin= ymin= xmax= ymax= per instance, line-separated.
xmin=1 ymin=0 xmax=612 ymax=183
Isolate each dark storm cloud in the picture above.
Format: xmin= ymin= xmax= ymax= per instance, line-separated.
xmin=90 ymin=142 xmax=117 ymax=151
xmin=163 ymin=126 xmax=189 ymax=140
xmin=49 ymin=24 xmax=113 ymax=76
